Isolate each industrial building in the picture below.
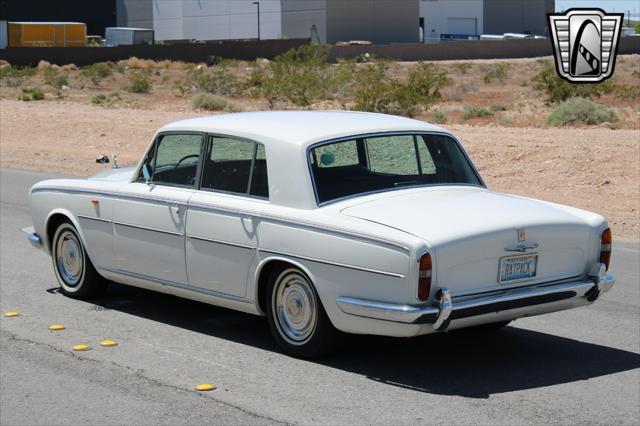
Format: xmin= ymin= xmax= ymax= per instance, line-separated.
xmin=420 ymin=0 xmax=555 ymax=40
xmin=116 ymin=0 xmax=553 ymax=43
xmin=2 ymin=0 xmax=555 ymax=44
xmin=115 ymin=0 xmax=419 ymax=44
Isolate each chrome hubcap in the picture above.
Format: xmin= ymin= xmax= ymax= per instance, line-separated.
xmin=274 ymin=271 xmax=317 ymax=345
xmin=56 ymin=230 xmax=83 ymax=286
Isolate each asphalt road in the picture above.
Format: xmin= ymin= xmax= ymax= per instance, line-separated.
xmin=1 ymin=168 xmax=639 ymax=425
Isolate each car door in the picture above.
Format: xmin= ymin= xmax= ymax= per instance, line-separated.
xmin=113 ymin=132 xmax=204 ymax=285
xmin=185 ymin=135 xmax=269 ymax=298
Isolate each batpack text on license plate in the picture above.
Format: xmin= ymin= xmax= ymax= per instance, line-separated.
xmin=499 ymin=254 xmax=538 ymax=283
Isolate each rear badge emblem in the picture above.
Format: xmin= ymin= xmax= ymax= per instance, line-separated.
xmin=518 ymin=228 xmax=526 ymax=242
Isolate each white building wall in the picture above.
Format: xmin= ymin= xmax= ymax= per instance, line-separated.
xmin=152 ymin=0 xmax=282 ymax=41
xmin=420 ymin=0 xmax=483 ymax=40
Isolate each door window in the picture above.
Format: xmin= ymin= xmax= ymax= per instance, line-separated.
xmin=146 ymin=133 xmax=203 ymax=187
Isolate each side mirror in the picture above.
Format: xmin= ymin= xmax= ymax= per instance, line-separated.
xmin=141 ymin=164 xmax=151 ymax=184
xmin=96 ymin=154 xmax=110 ymax=164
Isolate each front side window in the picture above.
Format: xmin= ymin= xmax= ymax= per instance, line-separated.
xmin=201 ymin=136 xmax=269 ymax=198
xmin=309 ymin=133 xmax=482 ymax=204
xmin=142 ymin=133 xmax=203 ymax=187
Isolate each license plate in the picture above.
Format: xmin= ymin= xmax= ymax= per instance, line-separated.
xmin=499 ymin=254 xmax=538 ymax=283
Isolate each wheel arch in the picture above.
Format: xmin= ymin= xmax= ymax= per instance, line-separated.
xmin=253 ymin=256 xmax=317 ymax=315
xmin=45 ymin=209 xmax=87 ymax=254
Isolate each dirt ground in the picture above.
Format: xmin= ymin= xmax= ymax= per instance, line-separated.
xmin=1 ymin=99 xmax=638 ymax=241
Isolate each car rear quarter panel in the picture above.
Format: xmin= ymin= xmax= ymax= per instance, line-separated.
xmin=252 ymin=206 xmax=429 ymax=335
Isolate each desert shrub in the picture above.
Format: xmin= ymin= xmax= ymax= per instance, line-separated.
xmin=483 ymin=63 xmax=509 ymax=83
xmin=0 ymin=65 xmax=37 ymax=79
xmin=348 ymin=61 xmax=450 ymax=117
xmin=254 ymin=44 xmax=334 ymax=107
xmin=612 ymin=83 xmax=640 ymax=100
xmin=118 ymin=57 xmax=156 ymax=69
xmin=430 ymin=110 xmax=447 ymax=124
xmin=490 ymin=103 xmax=508 ymax=111
xmin=80 ymin=62 xmax=113 ymax=85
xmin=91 ymin=94 xmax=108 ymax=105
xmin=189 ymin=66 xmax=240 ymax=96
xmin=453 ymin=62 xmax=472 ymax=74
xmin=91 ymin=91 xmax=120 ymax=106
xmin=406 ymin=62 xmax=451 ymax=104
xmin=43 ymin=67 xmax=68 ymax=89
xmin=127 ymin=70 xmax=152 ymax=93
xmin=547 ymin=97 xmax=618 ymax=126
xmin=18 ymin=87 xmax=44 ymax=101
xmin=532 ymin=66 xmax=614 ymax=103
xmin=463 ymin=105 xmax=494 ymax=120
xmin=348 ymin=62 xmax=394 ymax=113
xmin=191 ymin=92 xmax=228 ymax=111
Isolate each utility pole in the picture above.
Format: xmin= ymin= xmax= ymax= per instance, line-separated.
xmin=253 ymin=2 xmax=261 ymax=40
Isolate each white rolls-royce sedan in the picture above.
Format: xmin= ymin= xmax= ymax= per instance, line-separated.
xmin=24 ymin=111 xmax=615 ymax=358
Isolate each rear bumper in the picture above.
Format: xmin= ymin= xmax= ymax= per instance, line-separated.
xmin=336 ymin=267 xmax=615 ymax=332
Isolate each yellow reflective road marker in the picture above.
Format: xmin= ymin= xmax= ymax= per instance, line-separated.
xmin=100 ymin=340 xmax=118 ymax=347
xmin=49 ymin=324 xmax=65 ymax=330
xmin=4 ymin=312 xmax=19 ymax=317
xmin=195 ymin=384 xmax=216 ymax=392
xmin=72 ymin=344 xmax=91 ymax=351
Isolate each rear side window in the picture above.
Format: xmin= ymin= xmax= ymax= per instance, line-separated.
xmin=201 ymin=136 xmax=269 ymax=199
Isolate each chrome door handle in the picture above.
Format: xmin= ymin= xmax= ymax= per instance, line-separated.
xmin=170 ymin=204 xmax=181 ymax=214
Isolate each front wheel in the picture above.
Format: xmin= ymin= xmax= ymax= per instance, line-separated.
xmin=266 ymin=266 xmax=338 ymax=358
xmin=51 ymin=221 xmax=107 ymax=298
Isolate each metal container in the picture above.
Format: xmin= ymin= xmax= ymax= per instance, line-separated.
xmin=105 ymin=27 xmax=154 ymax=46
xmin=8 ymin=22 xmax=86 ymax=47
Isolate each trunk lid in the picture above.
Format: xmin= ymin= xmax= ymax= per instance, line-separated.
xmin=341 ymin=187 xmax=595 ymax=296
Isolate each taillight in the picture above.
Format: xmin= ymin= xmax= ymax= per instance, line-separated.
xmin=599 ymin=228 xmax=612 ymax=270
xmin=418 ymin=253 xmax=432 ymax=301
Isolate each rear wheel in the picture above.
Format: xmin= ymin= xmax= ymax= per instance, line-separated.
xmin=51 ymin=221 xmax=107 ymax=298
xmin=266 ymin=266 xmax=337 ymax=358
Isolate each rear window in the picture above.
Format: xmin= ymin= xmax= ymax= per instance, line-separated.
xmin=309 ymin=133 xmax=482 ymax=204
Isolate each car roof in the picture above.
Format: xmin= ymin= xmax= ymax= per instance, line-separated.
xmin=158 ymin=111 xmax=449 ymax=147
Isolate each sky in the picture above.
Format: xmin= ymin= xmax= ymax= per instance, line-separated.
xmin=556 ymin=0 xmax=640 ymax=18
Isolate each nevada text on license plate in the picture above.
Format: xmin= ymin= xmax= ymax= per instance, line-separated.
xmin=499 ymin=254 xmax=538 ymax=283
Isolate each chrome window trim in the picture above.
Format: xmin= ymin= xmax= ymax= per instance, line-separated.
xmin=98 ymin=266 xmax=252 ymax=303
xmin=306 ymin=131 xmax=487 ymax=207
xmin=258 ymin=248 xmax=405 ymax=278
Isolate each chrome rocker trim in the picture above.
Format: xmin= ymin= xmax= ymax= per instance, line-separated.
xmin=22 ymin=226 xmax=42 ymax=249
xmin=336 ymin=264 xmax=616 ymax=331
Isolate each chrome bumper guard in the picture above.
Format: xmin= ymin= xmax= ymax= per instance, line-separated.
xmin=336 ymin=264 xmax=615 ymax=331
xmin=22 ymin=226 xmax=42 ymax=249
